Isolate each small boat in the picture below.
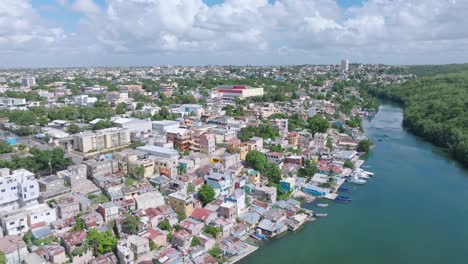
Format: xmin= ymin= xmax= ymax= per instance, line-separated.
xmin=347 ymin=177 xmax=367 ymax=184
xmin=315 ymin=213 xmax=328 ymax=217
xmin=338 ymin=187 xmax=349 ymax=192
xmin=317 ymin=203 xmax=329 ymax=208
xmin=335 ymin=198 xmax=350 ymax=203
xmin=337 ymin=196 xmax=351 ymax=200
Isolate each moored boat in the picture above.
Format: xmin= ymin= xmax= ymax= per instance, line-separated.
xmin=317 ymin=203 xmax=329 ymax=208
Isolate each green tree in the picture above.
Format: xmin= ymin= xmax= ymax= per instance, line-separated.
xmin=136 ymin=102 xmax=144 ymax=110
xmin=93 ymin=120 xmax=114 ymax=130
xmin=149 ymin=239 xmax=157 ymax=251
xmin=0 ymin=251 xmax=5 ymax=264
xmin=86 ymin=229 xmax=118 ymax=256
xmin=0 ymin=140 xmax=13 ymax=154
xmin=357 ymin=140 xmax=373 ymax=152
xmin=67 ymin=123 xmax=81 ymax=134
xmin=199 ymin=184 xmax=216 ymax=206
xmin=191 ymin=236 xmax=201 ymax=246
xmin=71 ymin=217 xmax=86 ymax=232
xmin=307 ymin=115 xmax=330 ymax=135
xmin=344 ymin=160 xmax=355 ymax=168
xmin=263 ymin=162 xmax=282 ymax=185
xmin=158 ymin=220 xmax=172 ymax=232
xmin=245 ymin=150 xmax=267 ymax=171
xmin=122 ymin=215 xmax=140 ymax=235
xmin=204 ymin=225 xmax=221 ymax=238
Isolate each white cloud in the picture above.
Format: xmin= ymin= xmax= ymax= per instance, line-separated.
xmin=1 ymin=0 xmax=468 ymax=66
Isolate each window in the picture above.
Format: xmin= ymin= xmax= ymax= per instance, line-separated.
xmin=30 ymin=185 xmax=34 ymax=189
xmin=46 ymin=213 xmax=50 ymax=216
xmin=11 ymin=187 xmax=16 ymax=190
xmin=34 ymin=216 xmax=37 ymax=219
xmin=1 ymin=189 xmax=4 ymax=193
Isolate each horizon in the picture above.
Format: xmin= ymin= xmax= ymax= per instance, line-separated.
xmin=2 ymin=0 xmax=468 ymax=67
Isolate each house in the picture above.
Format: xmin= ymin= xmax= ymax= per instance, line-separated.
xmin=155 ymin=247 xmax=184 ymax=264
xmin=79 ymin=212 xmax=104 ymax=229
xmin=140 ymin=227 xmax=168 ymax=247
xmin=34 ymin=243 xmax=67 ymax=264
xmin=190 ymin=208 xmax=217 ymax=225
xmin=198 ymin=233 xmax=216 ymax=251
xmin=116 ymin=239 xmax=134 ymax=264
xmin=62 ymin=230 xmax=87 ymax=254
xmin=219 ymin=236 xmax=254 ymax=258
xmin=179 ymin=218 xmax=204 ymax=235
xmin=217 ymin=202 xmax=237 ymax=220
xmin=143 ymin=205 xmax=178 ymax=227
xmin=279 ymin=178 xmax=296 ymax=193
xmin=302 ymin=183 xmax=330 ymax=197
xmin=253 ymin=186 xmax=277 ymax=203
xmin=0 ymin=168 xmax=39 ymax=213
xmin=210 ymin=217 xmax=234 ymax=238
xmin=257 ymin=219 xmax=288 ymax=237
xmin=97 ymin=202 xmax=120 ymax=222
xmin=168 ymin=192 xmax=196 ymax=217
xmin=193 ymin=253 xmax=218 ymax=264
xmin=171 ymin=229 xmax=192 ymax=251
xmin=224 ymin=189 xmax=246 ymax=215
xmin=26 ymin=204 xmax=57 ymax=230
xmin=206 ymin=169 xmax=232 ymax=196
xmin=0 ymin=210 xmax=29 ymax=236
xmin=127 ymin=235 xmax=150 ymax=260
xmin=0 ymin=235 xmax=28 ymax=264
xmin=134 ymin=192 xmax=165 ymax=210
xmin=88 ymin=252 xmax=118 ymax=264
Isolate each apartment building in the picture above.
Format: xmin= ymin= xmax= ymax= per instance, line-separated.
xmin=73 ymin=128 xmax=130 ymax=154
xmin=191 ymin=133 xmax=215 ymax=156
xmin=166 ymin=128 xmax=191 ymax=151
xmin=0 ymin=168 xmax=39 ymax=213
xmin=216 ymin=85 xmax=264 ymax=99
xmin=168 ymin=192 xmax=196 ymax=217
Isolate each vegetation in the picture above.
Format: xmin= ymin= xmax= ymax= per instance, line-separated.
xmin=92 ymin=120 xmax=114 ymax=130
xmin=298 ymin=159 xmax=317 ymax=180
xmin=86 ymin=229 xmax=118 ymax=256
xmin=357 ymin=140 xmax=373 ymax=152
xmin=0 ymin=251 xmax=5 ymax=264
xmin=307 ymin=115 xmax=330 ymax=135
xmin=122 ymin=215 xmax=140 ymax=235
xmin=208 ymin=245 xmax=227 ymax=263
xmin=71 ymin=217 xmax=86 ymax=232
xmin=0 ymin=147 xmax=73 ymax=175
xmin=199 ymin=184 xmax=216 ymax=206
xmin=158 ymin=220 xmax=173 ymax=232
xmin=204 ymin=225 xmax=221 ymax=238
xmin=245 ymin=150 xmax=267 ymax=171
xmin=0 ymin=140 xmax=13 ymax=154
xmin=344 ymin=160 xmax=355 ymax=169
xmin=66 ymin=123 xmax=82 ymax=134
xmin=367 ymin=70 xmax=468 ymax=165
xmin=191 ymin=236 xmax=201 ymax=246
xmin=87 ymin=193 xmax=109 ymax=204
xmin=263 ymin=162 xmax=282 ymax=185
xmin=238 ymin=123 xmax=280 ymax=141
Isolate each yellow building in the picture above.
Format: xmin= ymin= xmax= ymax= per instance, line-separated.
xmin=168 ymin=192 xmax=196 ymax=217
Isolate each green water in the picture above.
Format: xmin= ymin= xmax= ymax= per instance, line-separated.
xmin=240 ymin=104 xmax=468 ymax=264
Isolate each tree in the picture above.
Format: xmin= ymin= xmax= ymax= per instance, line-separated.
xmin=307 ymin=115 xmax=330 ymax=135
xmin=245 ymin=150 xmax=267 ymax=171
xmin=158 ymin=220 xmax=172 ymax=232
xmin=122 ymin=215 xmax=140 ymax=235
xmin=199 ymin=184 xmax=216 ymax=206
xmin=263 ymin=162 xmax=282 ymax=185
xmin=67 ymin=123 xmax=81 ymax=134
xmin=298 ymin=159 xmax=317 ymax=179
xmin=344 ymin=160 xmax=355 ymax=168
xmin=357 ymin=140 xmax=373 ymax=152
xmin=204 ymin=225 xmax=221 ymax=238
xmin=136 ymin=102 xmax=144 ymax=110
xmin=86 ymin=229 xmax=118 ymax=256
xmin=71 ymin=217 xmax=86 ymax=232
xmin=326 ymin=138 xmax=333 ymax=150
xmin=0 ymin=140 xmax=13 ymax=154
xmin=93 ymin=120 xmax=114 ymax=130
xmin=149 ymin=239 xmax=157 ymax=251
xmin=0 ymin=251 xmax=5 ymax=264
xmin=191 ymin=236 xmax=201 ymax=247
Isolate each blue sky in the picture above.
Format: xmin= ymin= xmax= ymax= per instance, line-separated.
xmin=1 ymin=0 xmax=467 ymax=67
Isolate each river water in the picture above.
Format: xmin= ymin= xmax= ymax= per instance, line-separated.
xmin=239 ymin=104 xmax=468 ymax=264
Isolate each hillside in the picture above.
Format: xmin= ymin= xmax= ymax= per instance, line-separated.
xmin=367 ymin=71 xmax=468 ymax=166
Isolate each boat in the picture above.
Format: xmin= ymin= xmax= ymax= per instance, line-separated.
xmin=337 ymin=196 xmax=352 ymax=200
xmin=335 ymin=198 xmax=350 ymax=203
xmin=347 ymin=177 xmax=367 ymax=184
xmin=338 ymin=187 xmax=349 ymax=192
xmin=317 ymin=203 xmax=329 ymax=208
xmin=315 ymin=213 xmax=328 ymax=217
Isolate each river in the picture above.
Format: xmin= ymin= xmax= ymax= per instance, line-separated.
xmin=239 ymin=104 xmax=468 ymax=264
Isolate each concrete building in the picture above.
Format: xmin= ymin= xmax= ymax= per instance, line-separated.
xmin=58 ymin=164 xmax=97 ymax=194
xmin=113 ymin=118 xmax=152 ymax=134
xmin=0 ymin=168 xmax=39 ymax=213
xmin=134 ymin=192 xmax=165 ymax=210
xmin=192 ymin=133 xmax=216 ymax=156
xmin=0 ymin=98 xmax=28 ymax=110
xmin=314 ymin=133 xmax=328 ymax=147
xmin=218 ymin=202 xmax=237 ymax=220
xmin=73 ymin=94 xmax=97 ymax=107
xmin=136 ymin=145 xmax=179 ymax=160
xmin=341 ymin=59 xmax=349 ymax=72
xmin=97 ymin=202 xmax=119 ymax=222
xmin=166 ymin=128 xmax=191 ymax=151
xmin=216 ymin=85 xmax=264 ymax=99
xmin=106 ymin=91 xmax=129 ymax=105
xmin=0 ymin=210 xmax=29 ymax=236
xmin=168 ymin=192 xmax=196 ymax=217
xmin=0 ymin=235 xmax=28 ymax=264
xmin=73 ymin=128 xmax=130 ymax=154
xmin=152 ymin=120 xmax=180 ymax=136
xmin=21 ymin=77 xmax=36 ymax=87
xmin=25 ymin=204 xmax=57 ymax=230
xmin=269 ymin=119 xmax=288 ymax=133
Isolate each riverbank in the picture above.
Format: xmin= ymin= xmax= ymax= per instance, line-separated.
xmin=239 ymin=104 xmax=468 ymax=264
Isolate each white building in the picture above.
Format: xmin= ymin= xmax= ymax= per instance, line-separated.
xmin=0 ymin=210 xmax=28 ymax=236
xmin=314 ymin=133 xmax=328 ymax=148
xmin=152 ymin=120 xmax=180 ymax=136
xmin=113 ymin=117 xmax=152 ymax=134
xmin=73 ymin=94 xmax=97 ymax=107
xmin=0 ymin=98 xmax=27 ymax=110
xmin=21 ymin=77 xmax=36 ymax=87
xmin=25 ymin=204 xmax=57 ymax=230
xmin=0 ymin=168 xmax=39 ymax=213
xmin=341 ymin=59 xmax=349 ymax=72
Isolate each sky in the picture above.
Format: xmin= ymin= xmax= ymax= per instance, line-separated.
xmin=1 ymin=0 xmax=468 ymax=67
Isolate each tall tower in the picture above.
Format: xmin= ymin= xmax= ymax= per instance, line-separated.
xmin=341 ymin=59 xmax=349 ymax=72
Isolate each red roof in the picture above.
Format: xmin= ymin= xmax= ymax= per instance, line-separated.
xmin=190 ymin=208 xmax=214 ymax=221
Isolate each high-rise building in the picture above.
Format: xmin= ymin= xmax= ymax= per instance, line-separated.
xmin=0 ymin=168 xmax=39 ymax=213
xmin=21 ymin=77 xmax=36 ymax=88
xmin=72 ymin=128 xmax=130 ymax=154
xmin=341 ymin=59 xmax=349 ymax=72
